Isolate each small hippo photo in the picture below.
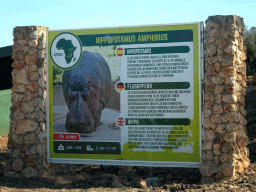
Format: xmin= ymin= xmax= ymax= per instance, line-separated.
xmin=53 ymin=47 xmax=121 ymax=142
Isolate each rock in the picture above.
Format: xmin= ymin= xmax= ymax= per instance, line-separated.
xmin=3 ymin=163 xmax=11 ymax=171
xmin=204 ymin=92 xmax=215 ymax=102
xmin=138 ymin=178 xmax=147 ymax=189
xmin=23 ymin=155 xmax=38 ymax=167
xmin=118 ymin=166 xmax=133 ymax=176
xmin=208 ymin=29 xmax=220 ymax=37
xmin=203 ymin=119 xmax=216 ymax=129
xmin=204 ymin=101 xmax=213 ymax=109
xmin=23 ymin=133 xmax=38 ymax=145
xmin=236 ymin=161 xmax=244 ymax=174
xmin=237 ymin=137 xmax=249 ymax=148
xmin=207 ymin=36 xmax=215 ymax=43
xmin=241 ymin=158 xmax=250 ymax=169
xmin=12 ymin=134 xmax=23 ymax=145
xmin=12 ymin=159 xmax=23 ymax=172
xmin=217 ymin=48 xmax=223 ymax=55
xmin=222 ymin=164 xmax=235 ymax=177
xmin=215 ymin=94 xmax=222 ymax=104
xmin=226 ymin=123 xmax=239 ymax=132
xmin=225 ymin=76 xmax=236 ymax=85
xmin=38 ymin=49 xmax=46 ymax=59
xmin=28 ymin=65 xmax=38 ymax=73
xmin=201 ymin=151 xmax=214 ymax=161
xmin=28 ymin=48 xmax=38 ymax=55
xmin=111 ymin=176 xmax=123 ymax=187
xmin=17 ymin=39 xmax=27 ymax=46
xmin=212 ymin=76 xmax=224 ymax=84
xmin=38 ymin=76 xmax=45 ymax=88
xmin=205 ymin=65 xmax=217 ymax=76
xmin=12 ymin=84 xmax=26 ymax=93
xmin=22 ymin=46 xmax=29 ymax=53
xmin=224 ymin=104 xmax=237 ymax=112
xmin=38 ymin=67 xmax=44 ymax=76
xmin=16 ymin=120 xmax=37 ymax=135
xmin=26 ymin=81 xmax=38 ymax=92
xmin=207 ymin=45 xmax=217 ymax=56
xmin=30 ymin=31 xmax=38 ymax=38
xmin=55 ymin=176 xmax=72 ymax=185
xmin=29 ymin=72 xmax=39 ymax=81
xmin=36 ymin=144 xmax=43 ymax=155
xmin=203 ymin=109 xmax=212 ymax=118
xmin=200 ymin=162 xmax=219 ymax=177
xmin=220 ymin=153 xmax=234 ymax=162
xmin=12 ymin=148 xmax=21 ymax=158
xmin=224 ymin=132 xmax=236 ymax=142
xmin=211 ymin=112 xmax=221 ymax=123
xmin=202 ymin=141 xmax=213 ymax=150
xmin=21 ymin=167 xmax=37 ymax=178
xmin=216 ymin=37 xmax=227 ymax=49
xmin=214 ymin=85 xmax=225 ymax=94
xmin=28 ymin=39 xmax=38 ymax=47
xmin=20 ymin=101 xmax=35 ymax=114
xmin=222 ymin=94 xmax=237 ymax=104
xmin=14 ymin=109 xmax=25 ymax=120
xmin=4 ymin=171 xmax=16 ymax=177
xmin=15 ymin=68 xmax=28 ymax=84
xmin=38 ymin=41 xmax=45 ymax=49
xmin=25 ymin=55 xmax=37 ymax=65
xmin=203 ymin=130 xmax=215 ymax=141
xmin=206 ymin=84 xmax=215 ymax=92
xmin=23 ymin=91 xmax=37 ymax=102
xmin=11 ymin=92 xmax=23 ymax=103
xmin=213 ymin=104 xmax=223 ymax=113
xmin=206 ymin=20 xmax=221 ymax=30
xmin=214 ymin=147 xmax=221 ymax=155
xmin=75 ymin=174 xmax=85 ymax=181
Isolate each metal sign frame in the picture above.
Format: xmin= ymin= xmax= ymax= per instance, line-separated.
xmin=47 ymin=22 xmax=204 ymax=168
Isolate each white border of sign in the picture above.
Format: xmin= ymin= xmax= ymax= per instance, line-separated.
xmin=46 ymin=22 xmax=204 ymax=168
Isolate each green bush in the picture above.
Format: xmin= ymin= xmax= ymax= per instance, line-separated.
xmin=245 ymin=26 xmax=256 ymax=76
xmin=53 ymin=65 xmax=64 ymax=85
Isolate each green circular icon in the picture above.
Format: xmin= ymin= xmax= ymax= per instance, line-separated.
xmin=50 ymin=32 xmax=82 ymax=70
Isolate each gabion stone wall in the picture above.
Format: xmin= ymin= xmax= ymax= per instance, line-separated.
xmin=200 ymin=15 xmax=250 ymax=183
xmin=3 ymin=26 xmax=51 ymax=178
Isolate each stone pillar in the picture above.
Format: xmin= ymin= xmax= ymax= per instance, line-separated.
xmin=200 ymin=15 xmax=250 ymax=183
xmin=4 ymin=26 xmax=51 ymax=178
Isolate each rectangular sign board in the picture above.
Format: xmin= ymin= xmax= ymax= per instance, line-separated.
xmin=47 ymin=22 xmax=203 ymax=167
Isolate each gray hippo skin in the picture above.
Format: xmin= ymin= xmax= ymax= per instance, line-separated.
xmin=62 ymin=51 xmax=111 ymax=134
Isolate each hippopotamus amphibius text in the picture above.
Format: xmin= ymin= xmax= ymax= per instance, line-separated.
xmin=62 ymin=51 xmax=111 ymax=134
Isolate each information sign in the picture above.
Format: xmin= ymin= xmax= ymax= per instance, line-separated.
xmin=47 ymin=22 xmax=203 ymax=167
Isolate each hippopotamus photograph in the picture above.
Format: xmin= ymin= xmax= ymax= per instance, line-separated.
xmin=62 ymin=51 xmax=112 ymax=134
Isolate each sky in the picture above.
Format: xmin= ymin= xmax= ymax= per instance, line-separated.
xmin=0 ymin=0 xmax=256 ymax=48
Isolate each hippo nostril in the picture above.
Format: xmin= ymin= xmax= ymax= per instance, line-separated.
xmin=78 ymin=123 xmax=84 ymax=127
xmin=69 ymin=123 xmax=76 ymax=129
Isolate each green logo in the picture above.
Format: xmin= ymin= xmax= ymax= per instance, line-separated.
xmin=50 ymin=32 xmax=82 ymax=69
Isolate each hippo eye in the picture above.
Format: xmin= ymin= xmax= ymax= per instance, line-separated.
xmin=69 ymin=92 xmax=77 ymax=101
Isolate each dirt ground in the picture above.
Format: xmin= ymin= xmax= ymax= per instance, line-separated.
xmin=1 ymin=86 xmax=256 ymax=191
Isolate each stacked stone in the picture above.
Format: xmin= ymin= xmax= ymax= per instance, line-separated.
xmin=4 ymin=26 xmax=51 ymax=178
xmin=200 ymin=15 xmax=250 ymax=183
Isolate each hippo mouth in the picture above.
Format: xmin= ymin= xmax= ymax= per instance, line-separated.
xmin=67 ymin=122 xmax=93 ymax=133
xmin=65 ymin=111 xmax=95 ymax=134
